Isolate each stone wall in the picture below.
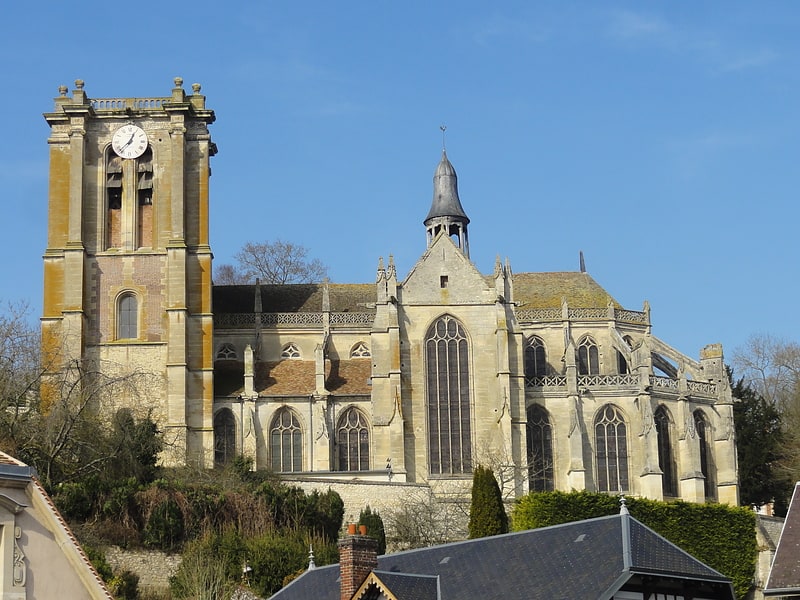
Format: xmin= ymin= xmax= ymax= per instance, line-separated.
xmin=104 ymin=547 xmax=182 ymax=594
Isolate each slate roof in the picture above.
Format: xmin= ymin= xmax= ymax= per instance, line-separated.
xmin=370 ymin=571 xmax=439 ymax=600
xmin=213 ymin=272 xmax=620 ymax=316
xmin=765 ymin=481 xmax=800 ymax=595
xmin=213 ymin=283 xmax=376 ymax=314
xmin=270 ymin=512 xmax=733 ymax=600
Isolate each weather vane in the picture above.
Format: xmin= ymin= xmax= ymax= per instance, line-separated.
xmin=440 ymin=124 xmax=447 ymax=151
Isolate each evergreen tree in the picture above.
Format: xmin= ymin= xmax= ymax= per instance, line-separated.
xmin=732 ymin=374 xmax=793 ymax=514
xmin=359 ymin=505 xmax=386 ymax=554
xmin=468 ymin=465 xmax=508 ymax=538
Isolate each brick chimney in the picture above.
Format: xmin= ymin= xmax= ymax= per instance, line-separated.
xmin=339 ymin=524 xmax=378 ymax=600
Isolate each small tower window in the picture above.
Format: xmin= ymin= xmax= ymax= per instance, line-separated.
xmin=117 ymin=293 xmax=138 ymax=340
xmin=281 ymin=343 xmax=301 ymax=359
xmin=440 ymin=275 xmax=448 ymax=288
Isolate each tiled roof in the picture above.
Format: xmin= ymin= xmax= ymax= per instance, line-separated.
xmin=511 ymin=272 xmax=621 ymax=309
xmin=765 ymin=482 xmax=800 ymax=595
xmin=370 ymin=571 xmax=439 ymax=600
xmin=270 ymin=513 xmax=733 ymax=600
xmin=212 ymin=359 xmax=373 ymax=396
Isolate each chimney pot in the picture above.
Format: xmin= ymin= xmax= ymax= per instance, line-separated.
xmin=359 ymin=524 xmax=368 ymax=536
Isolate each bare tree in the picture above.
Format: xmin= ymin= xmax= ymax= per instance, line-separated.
xmin=384 ymin=487 xmax=468 ymax=551
xmin=0 ymin=302 xmax=161 ymax=488
xmin=733 ymin=335 xmax=800 ymax=481
xmin=214 ymin=239 xmax=328 ymax=285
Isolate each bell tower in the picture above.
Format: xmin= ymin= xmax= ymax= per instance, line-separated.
xmin=41 ymin=78 xmax=216 ymax=466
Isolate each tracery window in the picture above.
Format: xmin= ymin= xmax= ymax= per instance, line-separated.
xmin=350 ymin=342 xmax=371 ymax=358
xmin=337 ymin=407 xmax=370 ymax=471
xmin=526 ymin=404 xmax=554 ymax=492
xmin=216 ymin=343 xmax=237 ymax=360
xmin=117 ymin=293 xmax=138 ymax=340
xmin=578 ymin=336 xmax=600 ymax=375
xmin=213 ymin=408 xmax=236 ymax=466
xmin=654 ymin=405 xmax=677 ymax=497
xmin=694 ymin=410 xmax=716 ymax=501
xmin=595 ymin=404 xmax=629 ymax=492
xmin=426 ymin=315 xmax=472 ymax=476
xmin=524 ymin=336 xmax=547 ymax=379
xmin=281 ymin=343 xmax=301 ymax=359
xmin=270 ymin=408 xmax=302 ymax=472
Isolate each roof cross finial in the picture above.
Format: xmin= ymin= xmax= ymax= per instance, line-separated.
xmin=440 ymin=124 xmax=447 ymax=152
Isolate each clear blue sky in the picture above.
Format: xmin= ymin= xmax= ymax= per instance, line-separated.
xmin=1 ymin=2 xmax=798 ymax=361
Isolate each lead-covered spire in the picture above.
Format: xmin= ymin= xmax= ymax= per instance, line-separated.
xmin=424 ymin=150 xmax=470 ymax=257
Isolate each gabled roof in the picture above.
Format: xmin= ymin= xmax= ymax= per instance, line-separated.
xmin=361 ymin=571 xmax=439 ymax=600
xmin=270 ymin=512 xmax=734 ymax=600
xmin=765 ymin=482 xmax=800 ymax=595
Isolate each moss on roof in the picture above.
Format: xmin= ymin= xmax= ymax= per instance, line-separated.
xmin=511 ymin=272 xmax=621 ymax=309
xmin=213 ymin=283 xmax=376 ymax=314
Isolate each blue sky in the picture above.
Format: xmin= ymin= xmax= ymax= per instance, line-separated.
xmin=1 ymin=2 xmax=797 ymax=360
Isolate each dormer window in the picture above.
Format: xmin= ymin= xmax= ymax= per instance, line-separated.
xmin=350 ymin=342 xmax=371 ymax=358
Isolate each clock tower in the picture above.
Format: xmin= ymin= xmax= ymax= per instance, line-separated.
xmin=41 ymin=78 xmax=216 ymax=466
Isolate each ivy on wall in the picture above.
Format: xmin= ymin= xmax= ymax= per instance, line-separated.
xmin=512 ymin=491 xmax=756 ymax=600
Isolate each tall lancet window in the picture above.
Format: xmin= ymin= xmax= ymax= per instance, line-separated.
xmin=694 ymin=410 xmax=716 ymax=501
xmin=595 ymin=404 xmax=629 ymax=492
xmin=654 ymin=405 xmax=677 ymax=497
xmin=106 ymin=152 xmax=123 ymax=249
xmin=426 ymin=315 xmax=472 ymax=475
xmin=136 ymin=148 xmax=153 ymax=248
xmin=526 ymin=404 xmax=554 ymax=492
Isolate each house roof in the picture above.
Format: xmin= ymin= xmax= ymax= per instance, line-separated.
xmin=270 ymin=512 xmax=734 ymax=600
xmin=765 ymin=481 xmax=800 ymax=595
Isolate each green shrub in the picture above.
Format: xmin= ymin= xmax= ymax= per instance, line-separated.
xmin=108 ymin=569 xmax=139 ymax=599
xmin=512 ymin=491 xmax=756 ymax=599
xmin=359 ymin=505 xmax=386 ymax=554
xmin=144 ymin=498 xmax=185 ymax=551
xmin=83 ymin=544 xmax=113 ymax=582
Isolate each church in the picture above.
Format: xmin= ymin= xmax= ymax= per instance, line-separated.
xmin=40 ymin=79 xmax=738 ymax=510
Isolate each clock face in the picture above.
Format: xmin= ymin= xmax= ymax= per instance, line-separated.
xmin=112 ymin=124 xmax=148 ymax=159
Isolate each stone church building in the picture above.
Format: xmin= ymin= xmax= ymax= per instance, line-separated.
xmin=40 ymin=79 xmax=738 ymax=510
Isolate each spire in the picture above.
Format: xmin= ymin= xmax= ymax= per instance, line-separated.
xmin=424 ymin=147 xmax=470 ymax=257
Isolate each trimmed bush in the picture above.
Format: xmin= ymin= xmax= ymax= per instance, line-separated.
xmin=468 ymin=465 xmax=508 ymax=538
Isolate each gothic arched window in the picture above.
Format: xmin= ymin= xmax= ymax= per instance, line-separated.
xmin=694 ymin=410 xmax=716 ymax=501
xmin=213 ymin=408 xmax=236 ymax=466
xmin=578 ymin=337 xmax=599 ymax=375
xmin=270 ymin=408 xmax=302 ymax=472
xmin=117 ymin=293 xmax=138 ymax=340
xmin=595 ymin=404 xmax=629 ymax=492
xmin=524 ymin=336 xmax=547 ymax=380
xmin=426 ymin=315 xmax=472 ymax=476
xmin=654 ymin=405 xmax=677 ymax=497
xmin=526 ymin=404 xmax=554 ymax=492
xmin=337 ymin=407 xmax=370 ymax=471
